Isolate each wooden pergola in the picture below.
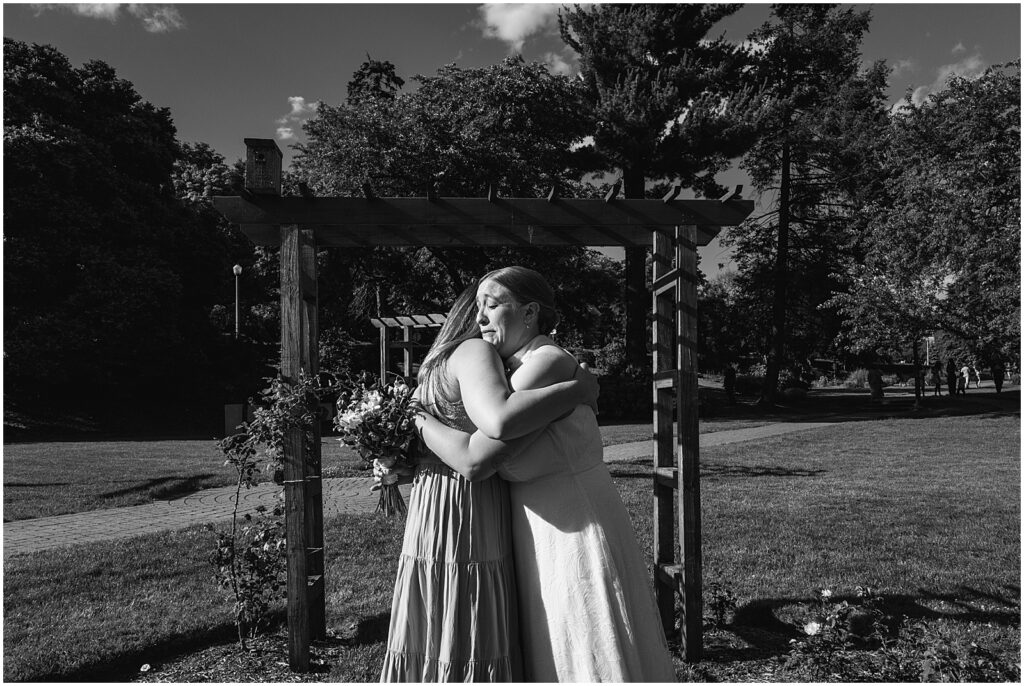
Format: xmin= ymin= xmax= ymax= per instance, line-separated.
xmin=213 ymin=139 xmax=754 ymax=671
xmin=370 ymin=313 xmax=447 ymax=382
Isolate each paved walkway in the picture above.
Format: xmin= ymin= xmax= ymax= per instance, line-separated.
xmin=3 ymin=420 xmax=836 ymax=558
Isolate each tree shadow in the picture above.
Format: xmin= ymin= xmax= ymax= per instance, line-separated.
xmin=3 ymin=482 xmax=75 ymax=488
xmin=99 ymin=474 xmax=220 ymax=501
xmin=705 ymin=585 xmax=1020 ymax=664
xmin=608 ymin=458 xmax=825 ymax=480
xmin=701 ymin=388 xmax=1020 ymax=427
xmin=334 ymin=611 xmax=392 ymax=647
xmin=31 ymin=617 xmax=250 ymax=682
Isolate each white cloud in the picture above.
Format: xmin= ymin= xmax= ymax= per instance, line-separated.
xmin=71 ymin=4 xmax=120 ymax=20
xmin=543 ymin=51 xmax=574 ymax=76
xmin=31 ymin=3 xmax=184 ymax=31
xmin=478 ymin=3 xmax=561 ymax=52
xmin=127 ymin=5 xmax=185 ymax=33
xmin=952 ymin=41 xmax=966 ymax=54
xmin=891 ymin=58 xmax=916 ymax=77
xmin=286 ymin=96 xmax=317 ymax=117
xmin=274 ymin=97 xmax=319 ymax=142
xmin=898 ymin=53 xmax=988 ymax=108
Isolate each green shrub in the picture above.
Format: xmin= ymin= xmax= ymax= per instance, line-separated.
xmin=595 ymin=340 xmax=627 ymax=375
xmin=843 ymin=368 xmax=870 ymax=389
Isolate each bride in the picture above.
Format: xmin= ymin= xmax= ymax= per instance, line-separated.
xmin=415 ymin=266 xmax=676 ymax=682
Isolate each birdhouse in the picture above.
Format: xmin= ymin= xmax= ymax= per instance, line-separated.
xmin=243 ymin=138 xmax=283 ymax=195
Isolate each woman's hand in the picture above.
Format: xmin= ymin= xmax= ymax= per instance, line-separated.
xmin=575 ymin=362 xmax=600 ymax=415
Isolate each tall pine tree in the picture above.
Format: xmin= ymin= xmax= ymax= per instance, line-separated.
xmin=559 ymin=3 xmax=756 ymax=369
xmin=734 ymin=4 xmax=873 ymax=400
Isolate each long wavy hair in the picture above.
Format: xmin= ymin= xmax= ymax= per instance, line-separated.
xmin=416 ymin=280 xmax=481 ymax=419
xmin=480 ymin=265 xmax=560 ymax=334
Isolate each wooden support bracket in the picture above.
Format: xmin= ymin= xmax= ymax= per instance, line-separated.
xmin=604 ymin=179 xmax=621 ymax=202
xmin=719 ymin=185 xmax=743 ymax=202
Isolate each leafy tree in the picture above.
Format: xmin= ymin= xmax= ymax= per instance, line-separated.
xmin=5 ymin=40 xmax=179 ymax=417
xmin=293 ymin=57 xmax=623 ymax=354
xmin=346 ymin=54 xmax=405 ymax=103
xmin=726 ymin=58 xmax=891 ymax=373
xmin=730 ymin=4 xmax=875 ymax=400
xmin=4 ymin=39 xmax=255 ymax=431
xmin=886 ymin=61 xmax=1019 ymax=363
xmin=559 ymin=3 xmax=757 ymax=368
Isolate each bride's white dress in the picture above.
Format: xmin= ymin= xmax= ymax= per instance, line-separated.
xmin=498 ymin=405 xmax=676 ymax=682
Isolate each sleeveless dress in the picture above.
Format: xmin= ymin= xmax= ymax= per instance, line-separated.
xmin=498 ymin=405 xmax=677 ymax=682
xmin=380 ymin=369 xmax=522 ymax=682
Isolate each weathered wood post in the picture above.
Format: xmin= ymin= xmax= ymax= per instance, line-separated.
xmin=245 ymin=139 xmax=325 ymax=671
xmin=677 ymin=224 xmax=703 ymax=661
xmin=651 ymin=225 xmax=677 ymax=635
xmin=650 ymin=218 xmax=702 ymax=661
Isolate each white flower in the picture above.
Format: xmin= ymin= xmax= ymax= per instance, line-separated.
xmin=335 ymin=409 xmax=361 ymax=431
xmin=820 ymin=588 xmax=834 ymax=599
xmin=375 ymin=456 xmax=397 ymax=470
xmin=360 ymin=390 xmax=383 ymax=413
xmin=804 ymin=620 xmax=822 ymax=636
xmin=378 ymin=472 xmax=400 ymax=486
xmin=140 ymin=664 xmax=151 ymax=673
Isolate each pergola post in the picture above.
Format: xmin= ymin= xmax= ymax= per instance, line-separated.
xmin=279 ymin=225 xmax=325 ymax=669
xmin=250 ymin=138 xmax=325 ymax=671
xmin=676 ymin=225 xmax=703 ymax=661
xmin=650 ymin=224 xmax=703 ymax=660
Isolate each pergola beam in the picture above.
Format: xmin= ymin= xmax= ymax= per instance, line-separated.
xmin=211 ymin=195 xmax=753 ymax=248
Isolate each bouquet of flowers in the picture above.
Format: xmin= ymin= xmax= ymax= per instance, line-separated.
xmin=334 ymin=372 xmax=420 ymax=516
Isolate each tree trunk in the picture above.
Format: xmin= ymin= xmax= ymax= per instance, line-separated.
xmin=912 ymin=338 xmax=922 ymax=407
xmin=760 ymin=140 xmax=791 ymax=404
xmin=623 ymin=168 xmax=649 ymax=370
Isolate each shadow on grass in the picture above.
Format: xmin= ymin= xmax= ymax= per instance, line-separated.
xmin=98 ymin=474 xmax=220 ymax=501
xmin=701 ymin=388 xmax=1020 ymax=427
xmin=609 ymin=458 xmax=825 ymax=480
xmin=337 ymin=611 xmax=392 ymax=647
xmin=25 ymin=613 xmax=277 ymax=682
xmin=710 ymin=586 xmax=1020 ymax=663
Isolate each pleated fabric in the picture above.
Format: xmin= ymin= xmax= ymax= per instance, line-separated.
xmin=380 ymin=462 xmax=522 ymax=682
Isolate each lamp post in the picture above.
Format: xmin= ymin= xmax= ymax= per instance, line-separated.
xmin=925 ymin=335 xmax=935 ymax=366
xmin=233 ymin=264 xmax=242 ymax=339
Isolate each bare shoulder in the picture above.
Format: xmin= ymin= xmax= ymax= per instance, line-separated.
xmin=527 ymin=339 xmax=577 ymax=370
xmin=514 ymin=338 xmax=578 ymax=388
xmin=450 ymin=338 xmax=500 ymax=368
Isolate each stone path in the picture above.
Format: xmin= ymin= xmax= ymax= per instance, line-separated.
xmin=3 ymin=420 xmax=837 ymax=558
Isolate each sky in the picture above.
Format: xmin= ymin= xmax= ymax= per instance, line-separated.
xmin=4 ymin=2 xmax=1021 ymax=269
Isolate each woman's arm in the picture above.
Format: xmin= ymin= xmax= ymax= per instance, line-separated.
xmin=452 ymin=338 xmax=596 ymax=440
xmin=413 ymin=410 xmax=545 ymax=482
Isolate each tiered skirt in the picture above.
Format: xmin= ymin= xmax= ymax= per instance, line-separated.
xmin=380 ymin=463 xmax=521 ymax=682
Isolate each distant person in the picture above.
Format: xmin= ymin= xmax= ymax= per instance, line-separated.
xmin=929 ymin=362 xmax=942 ymax=396
xmin=992 ymin=361 xmax=1005 ymax=393
xmin=968 ymin=362 xmax=981 ymax=389
xmin=723 ymin=364 xmax=737 ymax=405
xmin=867 ymin=367 xmax=884 ymax=402
xmin=958 ymin=363 xmax=969 ymax=395
xmin=946 ymin=359 xmax=958 ymax=397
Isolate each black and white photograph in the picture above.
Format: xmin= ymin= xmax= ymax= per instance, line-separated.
xmin=3 ymin=2 xmax=1020 ymax=682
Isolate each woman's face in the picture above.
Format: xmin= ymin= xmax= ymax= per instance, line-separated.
xmin=476 ymin=279 xmax=534 ymax=359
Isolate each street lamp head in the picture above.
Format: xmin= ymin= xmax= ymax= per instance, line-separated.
xmin=233 ymin=264 xmax=242 ymax=276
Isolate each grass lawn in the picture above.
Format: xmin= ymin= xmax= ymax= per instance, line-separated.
xmin=4 ymin=412 xmax=1018 ymax=682
xmin=3 ymin=420 xmax=769 ymax=520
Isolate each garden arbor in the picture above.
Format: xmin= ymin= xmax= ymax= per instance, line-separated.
xmin=213 ymin=139 xmax=753 ymax=671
